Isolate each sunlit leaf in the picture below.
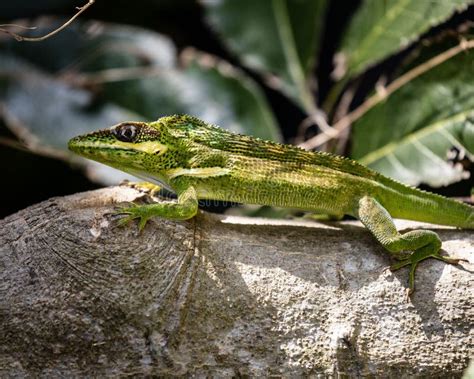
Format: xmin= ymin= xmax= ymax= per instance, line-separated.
xmin=203 ymin=0 xmax=327 ymax=112
xmin=339 ymin=0 xmax=473 ymax=77
xmin=351 ymin=41 xmax=474 ymax=187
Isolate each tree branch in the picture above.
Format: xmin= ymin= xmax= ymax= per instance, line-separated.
xmin=1 ymin=187 xmax=472 ymax=376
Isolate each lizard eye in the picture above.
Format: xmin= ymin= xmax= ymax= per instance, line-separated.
xmin=114 ymin=124 xmax=138 ymax=142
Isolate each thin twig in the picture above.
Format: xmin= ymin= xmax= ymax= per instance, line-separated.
xmin=331 ymin=82 xmax=357 ymax=154
xmin=62 ymin=66 xmax=167 ymax=86
xmin=0 ymin=104 xmax=70 ymax=160
xmin=0 ymin=136 xmax=30 ymax=152
xmin=293 ymin=110 xmax=333 ymax=145
xmin=299 ymin=38 xmax=474 ymax=150
xmin=0 ymin=0 xmax=94 ymax=42
xmin=0 ymin=134 xmax=69 ymax=160
xmin=0 ymin=24 xmax=37 ymax=31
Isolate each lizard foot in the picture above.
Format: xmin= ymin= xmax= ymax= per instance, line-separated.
xmin=115 ymin=203 xmax=151 ymax=231
xmin=389 ymin=246 xmax=465 ymax=296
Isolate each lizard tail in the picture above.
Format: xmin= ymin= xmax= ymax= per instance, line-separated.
xmin=383 ymin=186 xmax=474 ymax=229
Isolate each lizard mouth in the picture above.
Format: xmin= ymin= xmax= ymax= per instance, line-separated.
xmin=68 ymin=134 xmax=167 ymax=156
xmin=68 ymin=135 xmax=138 ymax=165
xmin=68 ymin=139 xmax=128 ymax=155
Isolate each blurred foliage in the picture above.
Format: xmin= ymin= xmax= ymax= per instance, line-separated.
xmin=339 ymin=0 xmax=472 ymax=77
xmin=352 ymin=36 xmax=474 ymax=186
xmin=0 ymin=0 xmax=473 ymax=216
xmin=204 ymin=0 xmax=326 ymax=112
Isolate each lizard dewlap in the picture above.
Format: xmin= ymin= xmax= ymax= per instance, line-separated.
xmin=69 ymin=115 xmax=474 ymax=295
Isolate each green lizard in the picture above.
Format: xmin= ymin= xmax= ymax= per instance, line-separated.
xmin=68 ymin=115 xmax=473 ymax=294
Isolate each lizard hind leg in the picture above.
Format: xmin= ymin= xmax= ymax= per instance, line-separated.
xmin=356 ymin=196 xmax=461 ymax=295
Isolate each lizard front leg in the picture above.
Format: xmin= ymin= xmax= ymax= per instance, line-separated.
xmin=356 ymin=196 xmax=461 ymax=295
xmin=117 ymin=186 xmax=198 ymax=231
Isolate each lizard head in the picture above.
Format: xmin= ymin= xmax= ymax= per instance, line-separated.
xmin=68 ymin=117 xmax=198 ymax=185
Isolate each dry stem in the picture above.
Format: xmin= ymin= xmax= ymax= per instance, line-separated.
xmin=0 ymin=0 xmax=94 ymax=42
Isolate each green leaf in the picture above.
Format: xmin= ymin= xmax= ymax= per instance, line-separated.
xmin=202 ymin=0 xmax=327 ymax=112
xmin=351 ymin=43 xmax=474 ymax=187
xmin=339 ymin=0 xmax=473 ymax=77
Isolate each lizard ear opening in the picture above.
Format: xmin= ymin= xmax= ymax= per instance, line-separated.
xmin=113 ymin=124 xmax=138 ymax=142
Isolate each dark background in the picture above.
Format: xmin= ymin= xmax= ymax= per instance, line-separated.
xmin=0 ymin=0 xmax=473 ymax=218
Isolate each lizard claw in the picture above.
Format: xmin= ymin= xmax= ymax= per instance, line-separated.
xmin=389 ymin=248 xmax=463 ymax=298
xmin=432 ymin=255 xmax=468 ymax=265
xmin=114 ymin=203 xmax=151 ymax=232
xmin=405 ymin=288 xmax=411 ymax=303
